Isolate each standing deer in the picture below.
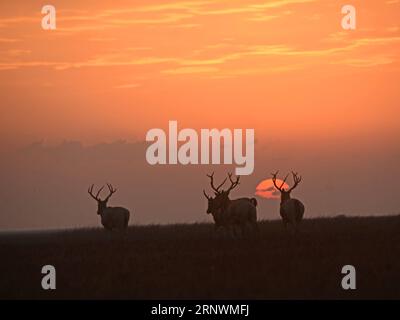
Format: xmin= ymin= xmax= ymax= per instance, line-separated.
xmin=203 ymin=172 xmax=257 ymax=236
xmin=88 ymin=183 xmax=130 ymax=230
xmin=271 ymin=171 xmax=305 ymax=231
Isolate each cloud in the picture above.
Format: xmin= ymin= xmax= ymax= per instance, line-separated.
xmin=114 ymin=83 xmax=141 ymax=89
xmin=0 ymin=38 xmax=21 ymax=43
xmin=1 ymin=31 xmax=399 ymax=73
xmin=4 ymin=49 xmax=31 ymax=56
xmin=0 ymin=61 xmax=62 ymax=70
xmin=246 ymin=15 xmax=279 ymax=22
xmin=162 ymin=66 xmax=218 ymax=74
xmin=2 ymin=34 xmax=399 ymax=74
xmin=255 ymin=178 xmax=290 ymax=199
xmin=249 ymin=0 xmax=315 ymax=9
xmin=178 ymin=53 xmax=242 ymax=66
xmin=386 ymin=27 xmax=399 ymax=33
xmin=88 ymin=37 xmax=117 ymax=42
xmin=0 ymin=0 xmax=399 ymax=77
xmin=169 ymin=23 xmax=201 ymax=28
xmin=212 ymin=64 xmax=304 ymax=78
xmin=0 ymin=16 xmax=37 ymax=26
xmin=102 ymin=1 xmax=212 ymax=14
xmin=0 ymin=0 xmax=314 ymax=33
xmin=331 ymin=56 xmax=395 ymax=68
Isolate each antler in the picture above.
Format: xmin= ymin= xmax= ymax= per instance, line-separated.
xmin=287 ymin=171 xmax=302 ymax=192
xmin=203 ymin=189 xmax=211 ymax=200
xmin=206 ymin=172 xmax=227 ymax=194
xmin=88 ymin=184 xmax=104 ymax=201
xmin=226 ymin=173 xmax=240 ymax=193
xmin=271 ymin=171 xmax=289 ymax=192
xmin=104 ymin=183 xmax=117 ymax=202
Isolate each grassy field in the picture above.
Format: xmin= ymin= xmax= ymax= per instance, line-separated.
xmin=0 ymin=216 xmax=399 ymax=299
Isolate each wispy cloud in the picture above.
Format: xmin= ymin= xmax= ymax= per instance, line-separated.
xmin=332 ymin=56 xmax=395 ymax=68
xmin=162 ymin=66 xmax=218 ymax=74
xmin=0 ymin=0 xmax=314 ymax=33
xmin=114 ymin=83 xmax=141 ymax=89
xmin=0 ymin=37 xmax=21 ymax=43
xmin=246 ymin=15 xmax=279 ymax=22
xmin=249 ymin=0 xmax=315 ymax=9
xmin=0 ymin=0 xmax=399 ymax=78
xmin=1 ymin=34 xmax=399 ymax=73
xmin=386 ymin=27 xmax=399 ymax=33
xmin=102 ymin=1 xmax=212 ymax=14
xmin=88 ymin=37 xmax=117 ymax=42
xmin=4 ymin=49 xmax=31 ymax=56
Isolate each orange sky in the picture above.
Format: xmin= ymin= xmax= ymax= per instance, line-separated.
xmin=1 ymin=1 xmax=400 ymax=229
xmin=0 ymin=0 xmax=399 ymax=145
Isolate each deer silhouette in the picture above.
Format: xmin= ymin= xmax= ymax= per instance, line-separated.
xmin=271 ymin=171 xmax=305 ymax=231
xmin=88 ymin=183 xmax=130 ymax=230
xmin=203 ymin=172 xmax=257 ymax=236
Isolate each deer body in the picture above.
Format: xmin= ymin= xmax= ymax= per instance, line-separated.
xmin=224 ymin=197 xmax=257 ymax=228
xmin=272 ymin=171 xmax=305 ymax=231
xmin=210 ymin=198 xmax=257 ymax=228
xmin=88 ymin=184 xmax=130 ymax=231
xmin=100 ymin=206 xmax=130 ymax=230
xmin=280 ymin=196 xmax=304 ymax=228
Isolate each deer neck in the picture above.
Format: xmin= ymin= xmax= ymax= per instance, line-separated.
xmin=280 ymin=192 xmax=291 ymax=204
xmin=98 ymin=203 xmax=109 ymax=216
xmin=220 ymin=197 xmax=231 ymax=212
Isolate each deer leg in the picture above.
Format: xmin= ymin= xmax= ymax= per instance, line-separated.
xmin=237 ymin=224 xmax=245 ymax=239
xmin=249 ymin=222 xmax=259 ymax=238
xmin=235 ymin=225 xmax=243 ymax=238
xmin=228 ymin=225 xmax=236 ymax=239
xmin=212 ymin=225 xmax=221 ymax=239
xmin=244 ymin=222 xmax=253 ymax=238
xmin=254 ymin=222 xmax=260 ymax=234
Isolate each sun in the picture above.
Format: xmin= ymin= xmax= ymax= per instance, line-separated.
xmin=255 ymin=179 xmax=289 ymax=199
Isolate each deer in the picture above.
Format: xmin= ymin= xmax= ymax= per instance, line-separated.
xmin=88 ymin=183 xmax=130 ymax=230
xmin=271 ymin=171 xmax=305 ymax=231
xmin=203 ymin=172 xmax=257 ymax=236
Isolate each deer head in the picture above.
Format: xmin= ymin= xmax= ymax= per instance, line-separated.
xmin=271 ymin=171 xmax=302 ymax=203
xmin=88 ymin=183 xmax=117 ymax=215
xmin=203 ymin=172 xmax=240 ymax=214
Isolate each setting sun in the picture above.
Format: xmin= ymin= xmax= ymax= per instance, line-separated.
xmin=255 ymin=178 xmax=289 ymax=199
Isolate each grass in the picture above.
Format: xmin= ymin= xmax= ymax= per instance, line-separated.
xmin=0 ymin=215 xmax=399 ymax=299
